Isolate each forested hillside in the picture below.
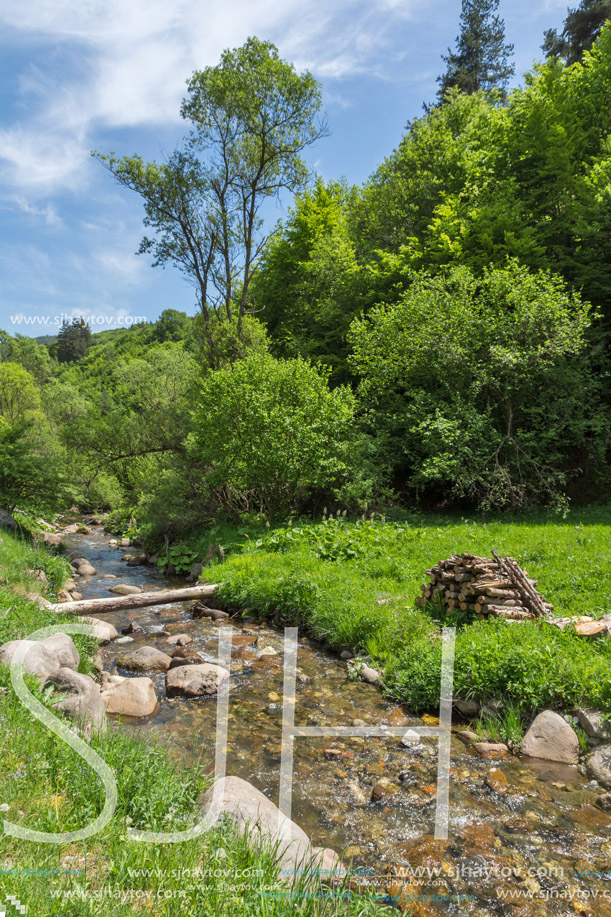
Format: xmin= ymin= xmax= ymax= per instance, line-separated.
xmin=2 ymin=24 xmax=611 ymax=540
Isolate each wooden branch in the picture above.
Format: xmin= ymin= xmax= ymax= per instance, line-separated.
xmin=51 ymin=584 xmax=219 ymax=616
xmin=491 ymin=550 xmax=549 ymax=618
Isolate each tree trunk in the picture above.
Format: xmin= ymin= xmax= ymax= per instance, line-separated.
xmin=51 ymin=584 xmax=219 ymax=616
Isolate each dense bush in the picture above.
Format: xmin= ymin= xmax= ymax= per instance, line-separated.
xmin=349 ymin=261 xmax=602 ymax=509
xmin=191 ymin=354 xmax=357 ymax=518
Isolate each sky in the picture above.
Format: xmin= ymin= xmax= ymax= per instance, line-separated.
xmin=0 ymin=0 xmax=569 ymax=337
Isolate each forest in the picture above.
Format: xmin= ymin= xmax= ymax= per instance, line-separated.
xmin=1 ymin=4 xmax=611 ymax=541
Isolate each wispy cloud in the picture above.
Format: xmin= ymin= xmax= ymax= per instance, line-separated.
xmin=0 ymin=0 xmax=425 ymax=198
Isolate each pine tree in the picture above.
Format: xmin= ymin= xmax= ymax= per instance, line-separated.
xmin=438 ymin=0 xmax=515 ymax=100
xmin=56 ymin=317 xmax=92 ymax=363
xmin=543 ymin=0 xmax=611 ymax=64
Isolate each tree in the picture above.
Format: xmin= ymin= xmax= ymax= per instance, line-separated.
xmin=543 ymin=0 xmax=611 ymax=64
xmin=251 ymin=179 xmax=365 ymax=381
xmin=0 ymin=362 xmax=41 ymax=424
xmin=153 ymin=309 xmax=193 ymax=343
xmin=0 ymin=331 xmax=53 ymax=382
xmin=97 ymin=37 xmax=327 ymax=366
xmin=56 ymin=317 xmax=92 ymax=363
xmin=438 ymin=0 xmax=515 ymax=99
xmin=349 ymin=262 xmax=600 ymax=510
xmin=191 ymin=354 xmax=356 ymax=518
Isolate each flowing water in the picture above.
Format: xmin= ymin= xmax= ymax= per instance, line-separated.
xmin=63 ymin=528 xmax=611 ymax=916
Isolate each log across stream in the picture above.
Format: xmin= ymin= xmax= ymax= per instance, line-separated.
xmin=52 ymin=584 xmax=218 ymax=615
xmin=57 ymin=526 xmax=611 ymax=915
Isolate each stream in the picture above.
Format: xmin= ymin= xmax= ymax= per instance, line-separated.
xmin=63 ymin=527 xmax=611 ymax=916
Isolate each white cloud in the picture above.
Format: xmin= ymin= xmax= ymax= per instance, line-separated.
xmin=0 ymin=0 xmax=425 ymax=197
xmin=9 ymin=196 xmax=62 ymax=225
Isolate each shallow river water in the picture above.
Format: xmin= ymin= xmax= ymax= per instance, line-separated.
xmin=64 ymin=529 xmax=611 ymax=916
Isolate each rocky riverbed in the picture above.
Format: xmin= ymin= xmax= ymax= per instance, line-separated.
xmin=44 ymin=526 xmax=611 ymax=914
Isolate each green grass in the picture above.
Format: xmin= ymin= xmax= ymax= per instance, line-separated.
xmin=0 ymin=531 xmax=387 ymax=916
xmin=210 ymin=509 xmax=611 ymax=716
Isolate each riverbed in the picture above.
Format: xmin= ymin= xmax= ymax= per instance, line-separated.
xmin=63 ymin=528 xmax=611 ymax=916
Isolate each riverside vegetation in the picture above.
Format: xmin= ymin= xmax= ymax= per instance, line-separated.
xmin=0 ymin=529 xmax=386 ymax=915
xmin=3 ymin=5 xmax=611 ymax=914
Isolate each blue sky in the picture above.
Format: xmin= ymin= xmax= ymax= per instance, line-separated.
xmin=0 ymin=0 xmax=569 ymax=337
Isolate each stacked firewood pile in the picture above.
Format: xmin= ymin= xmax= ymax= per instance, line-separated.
xmin=415 ymin=550 xmax=553 ymax=621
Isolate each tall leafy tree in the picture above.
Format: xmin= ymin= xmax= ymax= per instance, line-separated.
xmin=97 ymin=37 xmax=327 ymax=365
xmin=438 ymin=0 xmax=515 ymax=99
xmin=543 ymin=0 xmax=611 ymax=63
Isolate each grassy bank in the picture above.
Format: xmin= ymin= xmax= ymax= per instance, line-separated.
xmin=210 ymin=508 xmax=611 ymax=718
xmin=0 ymin=530 xmax=385 ymax=916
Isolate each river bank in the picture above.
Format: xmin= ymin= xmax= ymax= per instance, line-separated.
xmin=4 ymin=515 xmax=611 ymax=914
xmin=0 ymin=524 xmax=387 ymax=916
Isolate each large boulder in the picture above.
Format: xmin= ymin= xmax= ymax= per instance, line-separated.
xmin=521 ymin=711 xmax=579 ymax=765
xmin=44 ymin=667 xmax=106 ymax=736
xmin=116 ymin=646 xmax=172 ymax=673
xmin=576 ymin=708 xmax=611 ymax=740
xmin=42 ymin=633 xmax=80 ymax=669
xmin=588 ymin=746 xmax=611 ymax=788
xmin=0 ymin=633 xmax=79 ymax=681
xmin=109 ymin=584 xmax=142 ymax=596
xmin=0 ymin=640 xmax=60 ymax=680
xmin=76 ymin=564 xmax=97 ymax=577
xmin=166 ymin=663 xmax=229 ymax=697
xmin=0 ymin=509 xmax=17 ymax=529
xmin=41 ymin=532 xmax=62 ymax=546
xmin=198 ymin=776 xmax=343 ymax=882
xmin=78 ymin=617 xmax=118 ymax=644
xmin=101 ymin=676 xmax=158 ymax=718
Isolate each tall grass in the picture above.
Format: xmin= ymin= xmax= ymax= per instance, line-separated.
xmin=213 ymin=510 xmax=611 ymax=715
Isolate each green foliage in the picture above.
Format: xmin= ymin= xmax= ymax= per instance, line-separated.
xmin=475 ymin=701 xmax=525 ymax=747
xmin=97 ymin=36 xmax=326 ymax=356
xmin=157 ymin=544 xmax=198 ymax=574
xmin=0 ymin=529 xmax=70 ymax=597
xmin=0 ymin=361 xmax=41 ymax=423
xmin=192 ymin=354 xmax=356 ymax=518
xmin=0 ymin=419 xmax=72 ymax=514
xmin=56 ymin=317 xmax=92 ymax=363
xmin=543 ymin=0 xmax=611 ymax=64
xmin=0 ymin=330 xmax=53 ymax=382
xmin=216 ymin=510 xmax=611 ymax=715
xmin=438 ymin=0 xmax=515 ymax=99
xmin=252 ymin=178 xmax=364 ymax=382
xmin=349 ymin=261 xmax=601 ymax=509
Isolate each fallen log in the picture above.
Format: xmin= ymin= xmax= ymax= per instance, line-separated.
xmin=51 ymin=584 xmax=219 ymax=615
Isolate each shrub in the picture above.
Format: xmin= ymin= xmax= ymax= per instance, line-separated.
xmin=349 ymin=261 xmax=601 ymax=510
xmin=192 ymin=354 xmax=356 ymax=518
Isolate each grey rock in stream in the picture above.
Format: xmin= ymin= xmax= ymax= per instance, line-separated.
xmin=359 ymin=665 xmax=380 ymax=685
xmin=576 ymin=708 xmax=611 ymax=740
xmin=116 ymin=645 xmax=172 ymax=672
xmin=588 ymin=745 xmax=611 ymax=788
xmin=78 ymin=616 xmax=118 ymax=643
xmin=166 ymin=663 xmax=229 ymax=697
xmin=521 ymin=710 xmax=579 ymax=765
xmin=109 ymin=584 xmax=142 ymax=596
xmin=197 ymin=776 xmax=343 ymax=883
xmin=44 ymin=667 xmax=106 ymax=737
xmin=101 ymin=675 xmax=158 ymax=717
